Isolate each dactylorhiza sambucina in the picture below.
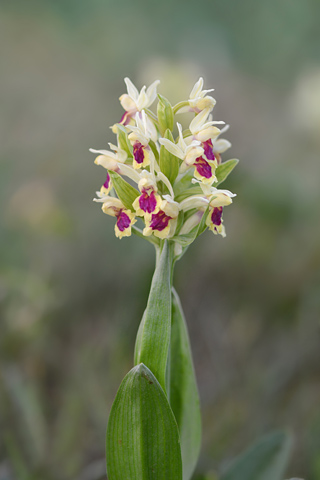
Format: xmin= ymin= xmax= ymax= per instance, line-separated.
xmin=91 ymin=78 xmax=242 ymax=480
xmin=91 ymin=77 xmax=238 ymax=252
xmin=89 ymin=88 xmax=296 ymax=480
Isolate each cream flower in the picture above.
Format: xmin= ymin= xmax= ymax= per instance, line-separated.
xmin=206 ymin=187 xmax=236 ymax=237
xmin=159 ymin=122 xmax=219 ymax=184
xmin=189 ymin=108 xmax=224 ymax=143
xmin=206 ymin=206 xmax=226 ymax=237
xmin=159 ymin=123 xmax=203 ymax=171
xmin=127 ymin=110 xmax=157 ymax=143
xmin=201 ymin=124 xmax=232 ymax=164
xmin=118 ymin=78 xmax=160 ymax=127
xmin=176 ymin=77 xmax=216 ymax=113
xmin=195 ymin=181 xmax=236 ymax=203
xmin=98 ymin=196 xmax=136 ymax=239
xmin=90 ymin=144 xmax=127 ymax=170
xmin=143 ymin=195 xmax=180 ymax=239
xmin=90 ymin=146 xmax=140 ymax=184
xmin=127 ymin=111 xmax=156 ymax=170
xmin=99 ymin=172 xmax=112 ymax=196
xmin=132 ymin=170 xmax=162 ymax=218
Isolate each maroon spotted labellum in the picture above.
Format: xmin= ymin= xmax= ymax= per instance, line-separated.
xmin=133 ymin=142 xmax=145 ymax=165
xmin=211 ymin=206 xmax=223 ymax=226
xmin=119 ymin=111 xmax=132 ymax=126
xmin=139 ymin=190 xmax=158 ymax=214
xmin=116 ymin=211 xmax=131 ymax=232
xmin=150 ymin=210 xmax=172 ymax=232
xmin=202 ymin=139 xmax=215 ymax=161
xmin=194 ymin=156 xmax=213 ymax=179
xmin=104 ymin=173 xmax=111 ymax=190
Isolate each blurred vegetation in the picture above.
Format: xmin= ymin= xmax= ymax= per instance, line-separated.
xmin=1 ymin=0 xmax=320 ymax=479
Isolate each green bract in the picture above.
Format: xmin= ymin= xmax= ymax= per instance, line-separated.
xmin=216 ymin=158 xmax=239 ymax=186
xmin=108 ymin=170 xmax=139 ymax=211
xmin=159 ymin=129 xmax=180 ymax=185
xmin=157 ymin=93 xmax=174 ymax=134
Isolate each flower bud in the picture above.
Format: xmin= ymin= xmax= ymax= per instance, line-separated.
xmin=157 ymin=94 xmax=174 ymax=135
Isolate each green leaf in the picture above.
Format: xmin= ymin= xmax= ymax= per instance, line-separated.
xmin=4 ymin=432 xmax=31 ymax=480
xmin=175 ymin=210 xmax=185 ymax=235
xmin=216 ymin=159 xmax=239 ymax=186
xmin=160 ymin=129 xmax=180 ymax=185
xmin=157 ymin=94 xmax=174 ymax=134
xmin=135 ymin=241 xmax=172 ymax=391
xmin=170 ymin=288 xmax=201 ymax=480
xmin=173 ymin=170 xmax=194 ymax=197
xmin=175 ymin=186 xmax=203 ymax=203
xmin=146 ymin=108 xmax=160 ymax=125
xmin=172 ymin=207 xmax=209 ymax=247
xmin=221 ymin=431 xmax=292 ymax=480
xmin=197 ymin=207 xmax=209 ymax=236
xmin=108 ymin=170 xmax=139 ymax=211
xmin=172 ymin=228 xmax=199 ymax=247
xmin=149 ymin=139 xmax=160 ymax=161
xmin=106 ymin=363 xmax=182 ymax=480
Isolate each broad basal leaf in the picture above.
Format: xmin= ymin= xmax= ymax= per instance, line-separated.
xmin=221 ymin=431 xmax=292 ymax=480
xmin=106 ymin=363 xmax=182 ymax=480
xmin=170 ymin=288 xmax=202 ymax=480
xmin=134 ymin=241 xmax=172 ymax=392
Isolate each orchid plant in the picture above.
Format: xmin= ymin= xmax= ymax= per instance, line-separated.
xmin=91 ymin=78 xmax=294 ymax=480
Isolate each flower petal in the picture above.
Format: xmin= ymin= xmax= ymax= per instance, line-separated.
xmin=124 ymin=77 xmax=139 ymax=101
xmin=189 ymin=108 xmax=211 ymax=133
xmin=179 ymin=195 xmax=209 ymax=211
xmin=190 ymin=78 xmax=203 ymax=99
xmin=146 ymin=80 xmax=161 ymax=105
xmin=159 ymin=138 xmax=184 ymax=160
xmin=213 ymin=139 xmax=232 ymax=153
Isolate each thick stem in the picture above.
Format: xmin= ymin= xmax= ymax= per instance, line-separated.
xmin=134 ymin=240 xmax=173 ymax=393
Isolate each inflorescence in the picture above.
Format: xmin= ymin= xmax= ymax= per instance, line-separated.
xmin=91 ymin=77 xmax=238 ymax=243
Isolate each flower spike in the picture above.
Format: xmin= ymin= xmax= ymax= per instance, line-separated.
xmin=92 ymin=76 xmax=237 ymax=242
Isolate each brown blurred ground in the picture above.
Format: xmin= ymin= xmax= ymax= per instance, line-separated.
xmin=1 ymin=1 xmax=320 ymax=479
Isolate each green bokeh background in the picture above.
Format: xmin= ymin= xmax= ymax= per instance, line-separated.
xmin=1 ymin=1 xmax=320 ymax=479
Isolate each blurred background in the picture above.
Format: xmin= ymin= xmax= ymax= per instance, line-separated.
xmin=1 ymin=0 xmax=320 ymax=478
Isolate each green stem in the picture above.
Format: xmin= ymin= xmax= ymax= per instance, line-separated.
xmin=134 ymin=240 xmax=173 ymax=392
